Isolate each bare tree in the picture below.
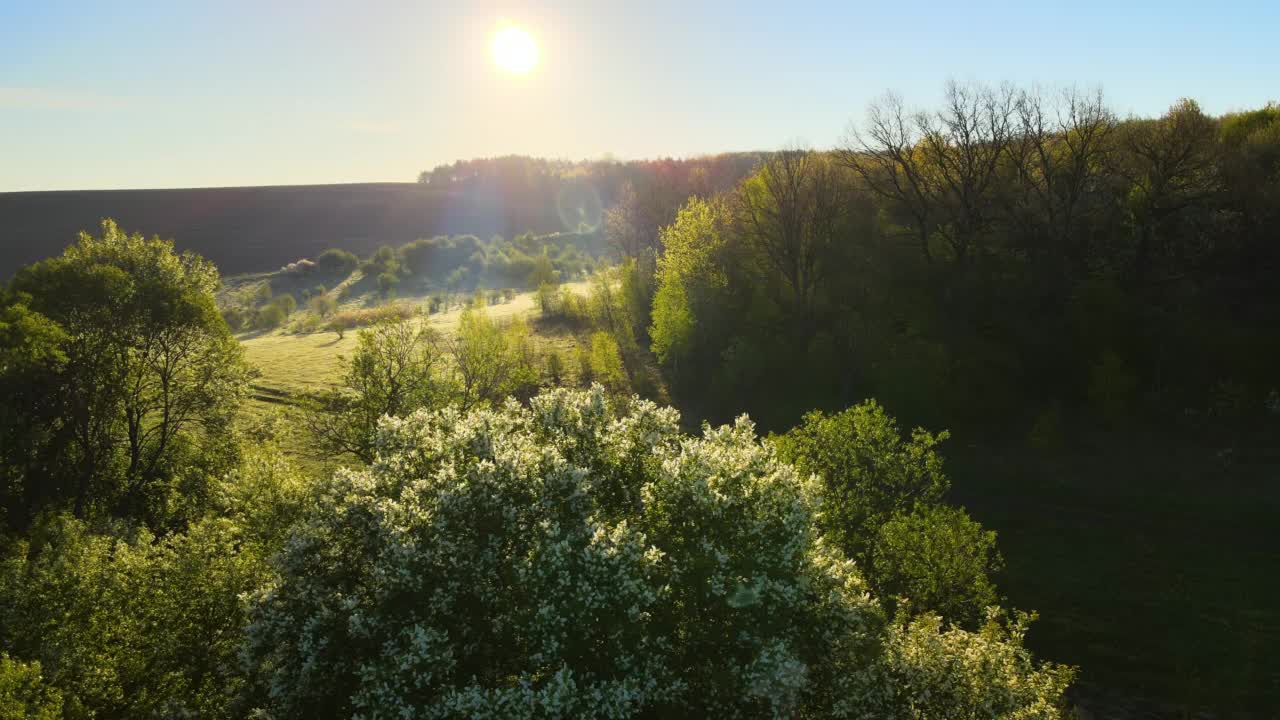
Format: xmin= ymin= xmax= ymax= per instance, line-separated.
xmin=838 ymin=92 xmax=938 ymax=263
xmin=916 ymin=81 xmax=1018 ymax=264
xmin=737 ymin=149 xmax=849 ymax=327
xmin=1007 ymin=86 xmax=1116 ymax=266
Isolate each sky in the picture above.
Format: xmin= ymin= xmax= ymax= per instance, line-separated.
xmin=2 ymin=0 xmax=1277 ymax=191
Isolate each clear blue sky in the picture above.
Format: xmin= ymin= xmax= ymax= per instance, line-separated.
xmin=2 ymin=0 xmax=1276 ymax=191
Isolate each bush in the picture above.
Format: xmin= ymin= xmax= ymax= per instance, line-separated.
xmin=274 ymin=294 xmax=297 ymax=316
xmin=376 ymin=271 xmax=399 ymax=296
xmin=221 ymin=305 xmax=249 ymax=331
xmin=316 ymin=248 xmax=359 ymax=276
xmin=308 ymin=293 xmax=338 ymax=318
xmin=545 ymin=349 xmax=564 ymax=384
xmin=244 ymin=388 xmax=1071 ymax=719
xmin=255 ymin=303 xmax=286 ymax=330
xmin=536 ymin=282 xmax=560 ymax=315
xmin=325 ymin=304 xmax=419 ymax=335
xmin=872 ymin=505 xmax=1003 ymax=626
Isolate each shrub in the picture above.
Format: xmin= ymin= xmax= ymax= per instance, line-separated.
xmin=326 ymin=304 xmax=419 ymax=335
xmin=546 ymin=349 xmax=564 ymax=384
xmin=221 ymin=305 xmax=249 ymax=331
xmin=244 ymin=388 xmax=1072 ymax=719
xmin=255 ymin=304 xmax=286 ymax=330
xmin=254 ymin=281 xmax=273 ymax=303
xmin=308 ymin=293 xmax=338 ymax=318
xmin=536 ymin=282 xmax=560 ymax=315
xmin=872 ymin=505 xmax=1003 ymax=626
xmin=274 ymin=294 xmax=297 ymax=316
xmin=316 ymin=248 xmax=359 ymax=276
xmin=377 ymin=271 xmax=399 ymax=296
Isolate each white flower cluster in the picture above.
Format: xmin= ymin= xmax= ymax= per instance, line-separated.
xmin=244 ymin=386 xmax=1071 ymax=719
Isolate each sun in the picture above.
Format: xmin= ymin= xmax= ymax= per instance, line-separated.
xmin=491 ymin=26 xmax=538 ymax=75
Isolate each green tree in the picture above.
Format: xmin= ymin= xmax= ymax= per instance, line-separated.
xmin=315 ymin=248 xmax=359 ymax=276
xmin=305 ymin=317 xmax=446 ymax=463
xmin=0 ymin=654 xmax=62 ymax=720
xmin=0 ymin=514 xmax=268 ymax=720
xmin=376 ymin=271 xmax=399 ymax=297
xmin=526 ymin=248 xmax=558 ymax=289
xmin=446 ymin=305 xmax=532 ymax=411
xmin=0 ymin=220 xmax=251 ymax=529
xmin=774 ymin=401 xmax=950 ymax=562
xmin=589 ymin=331 xmax=629 ymax=394
xmin=872 ymin=505 xmax=1003 ymax=625
xmin=308 ymin=293 xmax=338 ymax=318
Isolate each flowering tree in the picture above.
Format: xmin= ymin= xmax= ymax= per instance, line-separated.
xmin=245 ymin=387 xmax=1072 ymax=719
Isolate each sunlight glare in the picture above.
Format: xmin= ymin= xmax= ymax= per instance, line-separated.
xmin=491 ymin=26 xmax=539 ymax=75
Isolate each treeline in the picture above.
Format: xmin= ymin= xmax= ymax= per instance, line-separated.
xmin=630 ymin=85 xmax=1280 ymax=436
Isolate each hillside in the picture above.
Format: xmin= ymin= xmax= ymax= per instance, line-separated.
xmin=0 ymin=182 xmax=568 ymax=277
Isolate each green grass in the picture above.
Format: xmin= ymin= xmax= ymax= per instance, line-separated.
xmin=234 ymin=281 xmax=595 ymax=466
xmin=948 ymin=439 xmax=1280 ymax=714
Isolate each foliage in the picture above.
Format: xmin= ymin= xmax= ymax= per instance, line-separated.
xmin=884 ymin=609 xmax=1074 ymax=720
xmin=775 ymin=401 xmax=950 ymax=562
xmin=0 ymin=514 xmax=268 ymax=720
xmin=305 ymin=318 xmax=447 ymax=463
xmin=0 ymin=219 xmax=251 ymax=531
xmin=316 ymin=248 xmax=359 ymax=276
xmin=308 ymin=293 xmax=338 ymax=318
xmin=872 ymin=505 xmax=1003 ymax=625
xmin=589 ymin=330 xmax=629 ymax=394
xmin=0 ymin=654 xmax=62 ymax=720
xmin=545 ymin=348 xmax=564 ymax=384
xmin=244 ymin=387 xmax=1071 ymax=719
xmin=446 ymin=305 xmax=536 ymax=411
xmin=376 ymin=271 xmax=399 ymax=296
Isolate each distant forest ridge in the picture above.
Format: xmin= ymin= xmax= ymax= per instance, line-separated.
xmin=0 ymin=153 xmax=763 ymax=277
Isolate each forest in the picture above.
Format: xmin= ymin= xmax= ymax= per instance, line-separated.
xmin=0 ymin=82 xmax=1277 ymax=718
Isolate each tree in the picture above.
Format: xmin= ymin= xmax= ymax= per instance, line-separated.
xmin=526 ymin=248 xmax=558 ymax=289
xmin=774 ymin=401 xmax=950 ymax=562
xmin=308 ymin=293 xmax=338 ymax=318
xmin=315 ymin=248 xmax=359 ymax=276
xmin=0 ymin=220 xmax=251 ymax=529
xmin=841 ymin=82 xmax=1017 ymax=266
xmin=446 ymin=305 xmax=532 ymax=411
xmin=1117 ymin=98 xmax=1221 ymax=282
xmin=305 ymin=317 xmax=446 ymax=463
xmin=0 ymin=514 xmax=268 ymax=719
xmin=589 ymin=331 xmax=628 ymax=394
xmin=872 ymin=505 xmax=1003 ymax=625
xmin=737 ymin=150 xmax=849 ymax=329
xmin=649 ymin=196 xmax=729 ymax=375
xmin=0 ymin=654 xmax=62 ymax=720
xmin=244 ymin=387 xmax=1072 ymax=719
